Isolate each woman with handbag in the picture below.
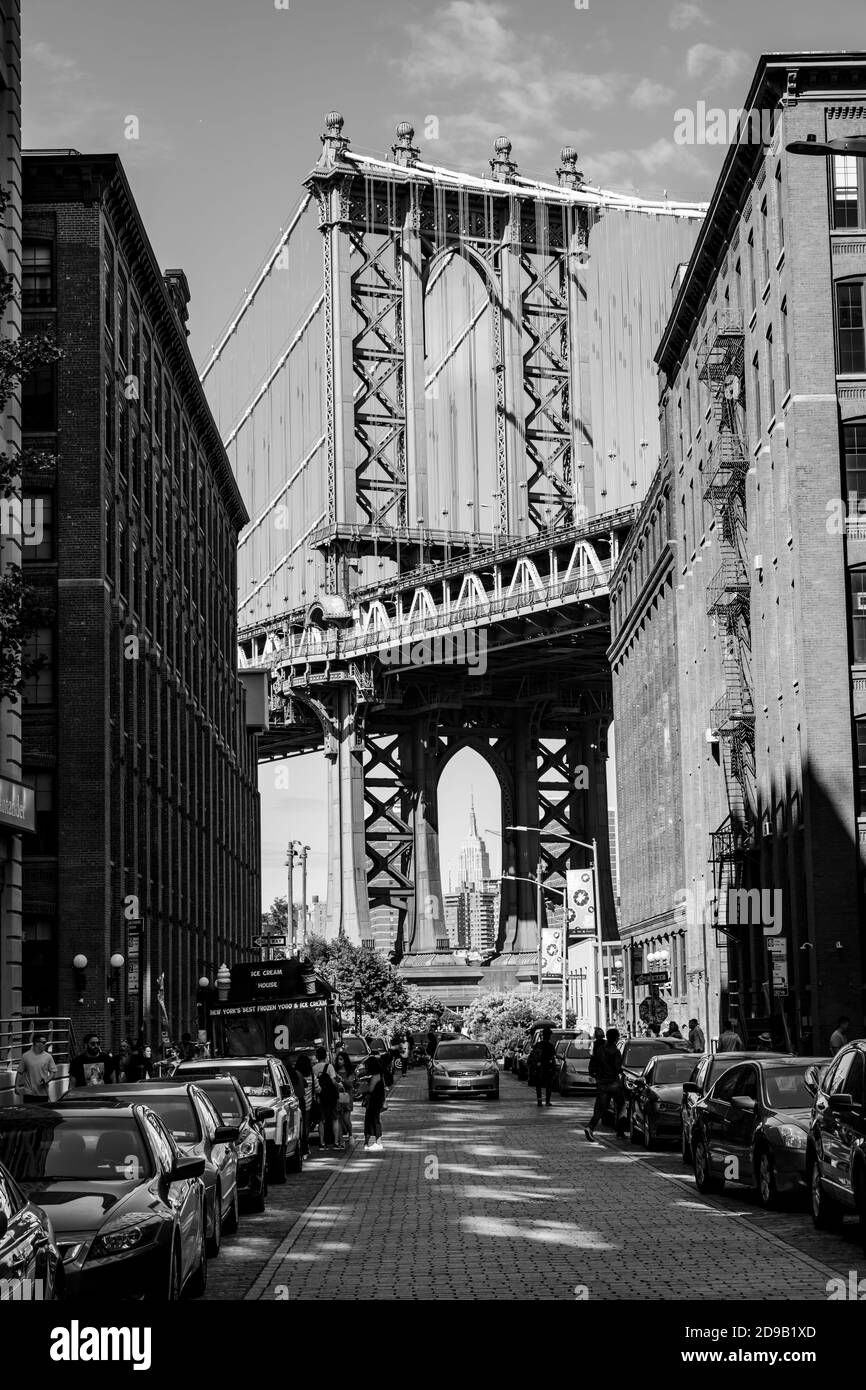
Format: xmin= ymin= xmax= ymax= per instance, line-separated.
xmin=335 ymin=1051 xmax=354 ymax=1147
xmin=363 ymin=1056 xmax=385 ymax=1152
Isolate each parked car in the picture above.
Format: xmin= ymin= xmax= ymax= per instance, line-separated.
xmin=0 ymin=1156 xmax=64 ymax=1301
xmin=428 ymin=1041 xmax=499 ymax=1100
xmin=517 ymin=1029 xmax=579 ymax=1083
xmin=627 ymin=1052 xmax=703 ymax=1148
xmin=806 ymin=1039 xmax=866 ymax=1235
xmin=175 ymin=1056 xmax=301 ymax=1183
xmin=187 ymin=1073 xmax=268 ymax=1213
xmin=515 ymin=1037 xmax=534 ymax=1082
xmin=0 ymin=1102 xmax=207 ymax=1299
xmin=63 ymin=1082 xmax=240 ymax=1255
xmin=503 ymin=1036 xmax=522 ymax=1072
xmin=339 ymin=1035 xmax=373 ymax=1096
xmin=690 ymin=1056 xmax=829 ymax=1208
xmin=557 ymin=1037 xmax=596 ymax=1094
xmin=619 ymin=1037 xmax=692 ymax=1092
xmin=680 ymin=1050 xmax=780 ymax=1164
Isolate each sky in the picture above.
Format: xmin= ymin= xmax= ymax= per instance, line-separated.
xmin=23 ymin=0 xmax=866 ymax=908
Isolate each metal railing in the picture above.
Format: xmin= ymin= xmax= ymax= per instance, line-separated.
xmin=0 ymin=1017 xmax=77 ymax=1069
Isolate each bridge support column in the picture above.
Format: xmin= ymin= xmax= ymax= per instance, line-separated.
xmin=503 ymin=714 xmax=545 ymax=957
xmin=406 ymin=718 xmax=444 ymax=953
xmin=324 ymin=688 xmax=369 ymax=943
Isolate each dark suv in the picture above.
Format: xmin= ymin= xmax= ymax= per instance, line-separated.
xmin=806 ymin=1039 xmax=866 ymax=1238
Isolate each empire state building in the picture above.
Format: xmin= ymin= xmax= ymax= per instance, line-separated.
xmin=457 ymin=797 xmax=491 ymax=888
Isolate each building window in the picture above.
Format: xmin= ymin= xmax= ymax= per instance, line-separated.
xmin=154 ymin=361 xmax=163 ymax=441
xmin=118 ymin=271 xmax=128 ymax=367
xmin=766 ymin=324 xmax=775 ymax=420
xmin=132 ymin=543 xmax=140 ymax=615
xmin=119 ymin=524 xmax=127 ymax=600
xmin=23 ymin=771 xmax=56 ymax=855
xmin=22 ymin=243 xmax=53 ymax=307
xmin=142 ymin=331 xmax=152 ymax=418
xmin=104 ymin=370 xmax=115 ymax=452
xmin=780 ymin=297 xmax=790 ymax=395
xmin=844 ymin=422 xmax=866 ymax=510
xmin=119 ymin=398 xmax=129 ymax=479
xmin=832 ymin=155 xmax=866 ymax=230
xmin=22 ymin=628 xmax=54 ymax=705
xmin=761 ymin=198 xmax=770 ymax=284
xmin=856 ymin=720 xmax=866 ymax=811
xmin=836 ymin=280 xmax=866 ymax=375
xmin=748 ymin=230 xmax=756 ymax=312
xmin=105 ymin=500 xmax=114 ymax=580
xmin=103 ymin=245 xmax=114 ymax=339
xmin=850 ymin=569 xmax=866 ymax=662
xmin=23 ymin=492 xmax=53 ymax=561
xmin=22 ymin=362 xmax=56 ymax=431
xmin=775 ymin=166 xmax=784 ymax=253
xmin=751 ymin=351 xmax=762 ymax=444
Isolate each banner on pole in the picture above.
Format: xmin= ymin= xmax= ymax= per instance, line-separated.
xmin=541 ymin=926 xmax=564 ymax=976
xmin=565 ymin=869 xmax=596 ymax=936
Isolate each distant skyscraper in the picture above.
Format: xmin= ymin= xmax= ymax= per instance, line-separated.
xmin=457 ymin=795 xmax=491 ymax=888
xmin=608 ymin=807 xmax=620 ymax=903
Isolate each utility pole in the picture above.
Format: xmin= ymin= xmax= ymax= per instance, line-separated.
xmin=536 ymin=861 xmax=543 ymax=992
xmin=285 ymin=843 xmax=295 ymax=957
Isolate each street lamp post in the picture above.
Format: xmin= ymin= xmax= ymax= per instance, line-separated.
xmin=508 ymin=825 xmax=606 ymax=1030
xmin=495 ymin=873 xmax=565 ymax=1003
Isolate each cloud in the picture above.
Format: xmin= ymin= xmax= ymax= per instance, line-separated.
xmin=397 ymin=0 xmax=627 ymax=165
xmin=583 ymin=138 xmax=711 ymax=196
xmin=686 ymin=43 xmax=749 ymax=87
xmin=629 ymin=78 xmax=676 ymax=111
xmin=669 ymin=2 xmax=710 ymax=30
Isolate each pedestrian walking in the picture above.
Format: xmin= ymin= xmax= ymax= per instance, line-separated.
xmin=829 ymin=1016 xmax=850 ymax=1054
xmin=70 ymin=1034 xmax=116 ymax=1087
xmin=312 ymin=1047 xmax=341 ymax=1149
xmin=363 ymin=1056 xmax=385 ymax=1151
xmin=717 ymin=1019 xmax=742 ymax=1052
xmin=285 ymin=1051 xmax=308 ymax=1152
xmin=529 ymin=1026 xmax=558 ymax=1107
xmin=294 ymin=1052 xmax=314 ymax=1158
xmin=399 ymin=1033 xmax=410 ymax=1076
xmin=15 ymin=1032 xmax=58 ymax=1105
xmin=664 ymin=1021 xmax=683 ymax=1039
xmin=584 ymin=1028 xmax=627 ymax=1140
xmin=335 ymin=1052 xmax=354 ymax=1145
xmin=687 ymin=1018 xmax=706 ymax=1053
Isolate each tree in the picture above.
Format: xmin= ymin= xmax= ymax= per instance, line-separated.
xmin=464 ymin=988 xmax=575 ymax=1054
xmin=0 ymin=192 xmax=62 ymax=703
xmin=261 ymin=895 xmax=289 ymax=936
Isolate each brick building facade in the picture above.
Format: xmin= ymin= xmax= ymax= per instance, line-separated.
xmin=611 ymin=53 xmax=866 ymax=1051
xmin=20 ymin=152 xmax=261 ymax=1048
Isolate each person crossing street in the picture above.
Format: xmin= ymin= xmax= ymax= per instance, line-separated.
xmin=584 ymin=1028 xmax=627 ymax=1140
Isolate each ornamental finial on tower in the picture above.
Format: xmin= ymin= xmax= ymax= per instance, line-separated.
xmin=490 ymin=135 xmax=518 ymax=183
xmin=318 ymin=110 xmax=351 ymax=168
xmin=392 ymin=121 xmax=420 ymax=167
xmin=557 ymin=146 xmax=584 ymax=189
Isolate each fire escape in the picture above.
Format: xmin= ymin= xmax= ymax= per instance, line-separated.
xmin=699 ymin=312 xmax=757 ymax=1020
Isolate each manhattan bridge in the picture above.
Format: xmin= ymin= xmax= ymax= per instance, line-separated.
xmin=202 ymin=113 xmax=705 ymax=989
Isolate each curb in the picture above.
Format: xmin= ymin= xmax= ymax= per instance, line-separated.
xmin=244 ymin=1139 xmax=358 ymax=1300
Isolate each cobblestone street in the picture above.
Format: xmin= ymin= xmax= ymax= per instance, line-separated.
xmin=204 ymin=1068 xmax=864 ymax=1301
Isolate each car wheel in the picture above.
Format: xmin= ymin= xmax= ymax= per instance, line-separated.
xmin=629 ymin=1109 xmax=641 ymax=1145
xmin=287 ymin=1142 xmax=303 ymax=1174
xmin=427 ymin=1089 xmax=436 ymax=1102
xmin=269 ymin=1140 xmax=288 ymax=1185
xmin=223 ymin=1182 xmax=240 ymax=1235
xmin=643 ymin=1115 xmax=655 ymax=1150
xmin=487 ymin=1089 xmax=500 ymax=1101
xmin=186 ymin=1219 xmax=208 ymax=1299
xmin=694 ymin=1137 xmax=724 ymax=1194
xmin=756 ymin=1147 xmax=779 ymax=1210
xmin=810 ymin=1157 xmax=844 ymax=1230
xmin=206 ymin=1186 xmax=222 ymax=1257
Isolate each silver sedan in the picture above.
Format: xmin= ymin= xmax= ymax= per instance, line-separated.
xmin=427 ymin=1041 xmax=500 ymax=1100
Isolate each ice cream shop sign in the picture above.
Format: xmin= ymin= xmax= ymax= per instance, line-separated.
xmin=0 ymin=776 xmax=35 ymax=834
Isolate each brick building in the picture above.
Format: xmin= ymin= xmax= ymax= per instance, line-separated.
xmin=20 ymin=152 xmax=261 ymax=1048
xmin=0 ymin=0 xmax=24 ymax=1022
xmin=611 ymin=53 xmax=866 ymax=1051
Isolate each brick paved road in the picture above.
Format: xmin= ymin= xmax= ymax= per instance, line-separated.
xmin=205 ymin=1067 xmax=863 ymax=1301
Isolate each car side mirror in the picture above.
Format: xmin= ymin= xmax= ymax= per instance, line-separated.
xmin=254 ymin=1107 xmax=275 ymax=1122
xmin=682 ymin=1083 xmax=699 ymax=1096
xmin=827 ymin=1093 xmax=854 ymax=1112
xmin=214 ymin=1125 xmax=240 ymax=1144
xmin=170 ymin=1154 xmax=205 ymax=1181
xmin=731 ymin=1095 xmax=757 ymax=1111
xmin=803 ymin=1064 xmax=820 ymax=1096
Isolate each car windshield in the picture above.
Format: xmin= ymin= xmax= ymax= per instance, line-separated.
xmin=624 ymin=1043 xmax=673 ymax=1069
xmin=341 ymin=1038 xmax=368 ymax=1058
xmin=436 ymin=1044 xmax=489 ymax=1061
xmin=565 ymin=1042 xmax=592 ymax=1059
xmin=184 ymin=1065 xmax=272 ymax=1095
xmin=0 ymin=1115 xmax=153 ymax=1182
xmin=763 ymin=1068 xmax=813 ymax=1109
xmin=651 ymin=1056 xmax=699 ymax=1084
xmin=195 ymin=1081 xmax=245 ymax=1123
xmin=141 ymin=1096 xmax=200 ymax=1142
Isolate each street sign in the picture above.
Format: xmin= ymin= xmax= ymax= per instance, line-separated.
xmin=767 ymin=936 xmax=787 ymax=956
xmin=633 ymin=971 xmax=670 ymax=985
xmin=638 ymin=997 xmax=669 ymax=1025
xmin=253 ymin=935 xmax=287 ymax=947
